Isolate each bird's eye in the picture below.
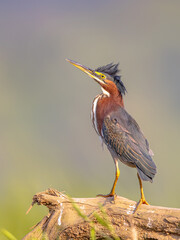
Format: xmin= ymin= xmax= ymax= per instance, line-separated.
xmin=101 ymin=74 xmax=106 ymax=79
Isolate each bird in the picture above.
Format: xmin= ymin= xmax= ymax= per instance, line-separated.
xmin=66 ymin=59 xmax=157 ymax=212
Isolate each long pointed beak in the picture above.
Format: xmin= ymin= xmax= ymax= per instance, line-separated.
xmin=66 ymin=59 xmax=103 ymax=83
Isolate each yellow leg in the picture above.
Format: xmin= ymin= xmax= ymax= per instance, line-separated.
xmin=97 ymin=159 xmax=120 ymax=198
xmin=134 ymin=173 xmax=149 ymax=213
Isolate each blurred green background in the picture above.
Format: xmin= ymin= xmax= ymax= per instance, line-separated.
xmin=0 ymin=0 xmax=180 ymax=239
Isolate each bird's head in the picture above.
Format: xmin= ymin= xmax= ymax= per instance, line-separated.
xmin=66 ymin=59 xmax=126 ymax=97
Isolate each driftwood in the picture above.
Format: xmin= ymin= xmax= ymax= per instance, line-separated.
xmin=23 ymin=188 xmax=180 ymax=240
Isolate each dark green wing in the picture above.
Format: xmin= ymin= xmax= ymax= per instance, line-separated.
xmin=102 ymin=107 xmax=157 ymax=182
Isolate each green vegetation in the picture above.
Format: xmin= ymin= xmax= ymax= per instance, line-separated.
xmin=69 ymin=196 xmax=120 ymax=240
xmin=1 ymin=229 xmax=17 ymax=240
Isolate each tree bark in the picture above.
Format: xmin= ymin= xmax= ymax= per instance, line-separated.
xmin=23 ymin=188 xmax=180 ymax=240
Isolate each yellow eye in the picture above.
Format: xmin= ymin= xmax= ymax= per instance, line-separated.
xmin=101 ymin=74 xmax=106 ymax=79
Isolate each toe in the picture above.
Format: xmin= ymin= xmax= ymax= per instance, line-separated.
xmin=96 ymin=193 xmax=115 ymax=198
xmin=142 ymin=199 xmax=149 ymax=205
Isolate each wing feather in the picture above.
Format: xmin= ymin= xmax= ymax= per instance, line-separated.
xmin=102 ymin=108 xmax=157 ymax=182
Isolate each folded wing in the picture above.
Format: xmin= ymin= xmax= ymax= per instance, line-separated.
xmin=102 ymin=107 xmax=157 ymax=182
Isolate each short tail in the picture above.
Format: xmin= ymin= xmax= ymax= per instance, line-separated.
xmin=135 ymin=151 xmax=157 ymax=183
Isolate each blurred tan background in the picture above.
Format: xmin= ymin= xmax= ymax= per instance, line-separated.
xmin=0 ymin=1 xmax=180 ymax=238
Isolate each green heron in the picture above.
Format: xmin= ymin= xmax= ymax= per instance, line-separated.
xmin=66 ymin=59 xmax=157 ymax=212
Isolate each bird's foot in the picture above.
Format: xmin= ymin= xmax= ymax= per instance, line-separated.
xmin=96 ymin=193 xmax=114 ymax=198
xmin=96 ymin=193 xmax=117 ymax=199
xmin=141 ymin=198 xmax=149 ymax=205
xmin=134 ymin=197 xmax=149 ymax=213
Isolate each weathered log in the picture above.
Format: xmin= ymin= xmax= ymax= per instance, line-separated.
xmin=23 ymin=188 xmax=180 ymax=240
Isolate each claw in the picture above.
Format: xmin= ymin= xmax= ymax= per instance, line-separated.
xmin=96 ymin=193 xmax=117 ymax=202
xmin=96 ymin=193 xmax=116 ymax=198
xmin=134 ymin=197 xmax=149 ymax=213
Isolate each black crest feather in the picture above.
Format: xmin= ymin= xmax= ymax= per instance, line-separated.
xmin=95 ymin=63 xmax=119 ymax=77
xmin=96 ymin=63 xmax=127 ymax=95
xmin=114 ymin=76 xmax=127 ymax=95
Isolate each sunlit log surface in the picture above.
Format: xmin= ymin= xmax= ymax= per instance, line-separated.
xmin=23 ymin=189 xmax=180 ymax=240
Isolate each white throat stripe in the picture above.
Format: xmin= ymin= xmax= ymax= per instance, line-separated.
xmin=101 ymin=87 xmax=110 ymax=96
